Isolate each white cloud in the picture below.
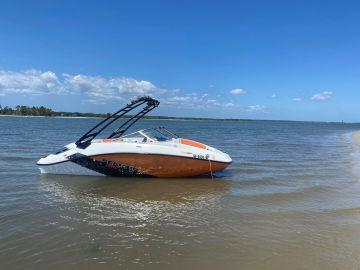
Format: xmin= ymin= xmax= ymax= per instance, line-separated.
xmin=206 ymin=99 xmax=217 ymax=104
xmin=230 ymin=88 xmax=246 ymax=95
xmin=247 ymin=105 xmax=266 ymax=113
xmin=85 ymin=99 xmax=107 ymax=105
xmin=0 ymin=69 xmax=244 ymax=111
xmin=293 ymin=97 xmax=302 ymax=101
xmin=271 ymin=94 xmax=277 ymax=98
xmin=311 ymin=91 xmax=333 ymax=101
xmin=163 ymin=92 xmax=238 ymax=109
xmin=224 ymin=102 xmax=235 ymax=107
xmin=63 ymin=74 xmax=163 ymax=100
xmin=0 ymin=69 xmax=65 ymax=95
xmin=163 ymin=93 xmax=208 ymax=108
xmin=0 ymin=69 xmax=165 ymax=102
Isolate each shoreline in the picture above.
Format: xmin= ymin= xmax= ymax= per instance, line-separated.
xmin=0 ymin=114 xmax=215 ymax=121
xmin=0 ymin=114 xmax=99 ymax=119
xmin=0 ymin=114 xmax=357 ymax=124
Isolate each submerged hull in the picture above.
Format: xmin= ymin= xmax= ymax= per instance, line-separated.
xmin=38 ymin=153 xmax=230 ymax=177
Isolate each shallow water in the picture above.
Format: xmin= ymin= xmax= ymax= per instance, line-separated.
xmin=1 ymin=117 xmax=360 ymax=269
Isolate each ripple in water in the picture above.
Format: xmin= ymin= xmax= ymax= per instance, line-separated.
xmin=2 ymin=117 xmax=360 ymax=269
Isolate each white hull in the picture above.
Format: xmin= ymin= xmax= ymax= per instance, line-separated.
xmin=39 ymin=161 xmax=104 ymax=176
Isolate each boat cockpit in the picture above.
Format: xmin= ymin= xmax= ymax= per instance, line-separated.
xmin=122 ymin=127 xmax=178 ymax=143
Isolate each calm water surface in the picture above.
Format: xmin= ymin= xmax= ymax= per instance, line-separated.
xmin=1 ymin=117 xmax=360 ymax=269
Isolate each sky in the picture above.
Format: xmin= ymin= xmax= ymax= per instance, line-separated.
xmin=0 ymin=0 xmax=359 ymax=122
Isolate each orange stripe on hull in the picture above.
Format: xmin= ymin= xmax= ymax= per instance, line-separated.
xmin=91 ymin=154 xmax=229 ymax=178
xmin=180 ymin=139 xmax=206 ymax=149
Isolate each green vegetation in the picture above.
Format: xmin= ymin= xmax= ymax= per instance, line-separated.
xmin=0 ymin=105 xmax=54 ymax=116
xmin=0 ymin=105 xmax=110 ymax=118
xmin=0 ymin=104 xmax=250 ymax=122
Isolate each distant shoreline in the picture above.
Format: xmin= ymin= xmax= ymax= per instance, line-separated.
xmin=0 ymin=104 xmax=358 ymax=123
xmin=0 ymin=114 xmax=251 ymax=122
xmin=1 ymin=105 xmax=253 ymax=122
xmin=0 ymin=113 xmax=357 ymax=124
xmin=0 ymin=114 xmax=98 ymax=119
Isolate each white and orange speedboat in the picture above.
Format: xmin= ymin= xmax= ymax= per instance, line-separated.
xmin=37 ymin=96 xmax=232 ymax=177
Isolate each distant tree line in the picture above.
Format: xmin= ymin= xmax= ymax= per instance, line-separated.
xmin=0 ymin=105 xmax=54 ymax=116
xmin=0 ymin=104 xmax=250 ymax=121
xmin=0 ymin=104 xmax=108 ymax=117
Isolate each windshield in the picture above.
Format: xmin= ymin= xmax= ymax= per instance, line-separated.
xmin=122 ymin=131 xmax=146 ymax=139
xmin=142 ymin=127 xmax=178 ymax=142
xmin=142 ymin=129 xmax=171 ymax=141
xmin=121 ymin=127 xmax=178 ymax=142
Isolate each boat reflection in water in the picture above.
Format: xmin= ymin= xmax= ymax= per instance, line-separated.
xmin=38 ymin=174 xmax=230 ymax=228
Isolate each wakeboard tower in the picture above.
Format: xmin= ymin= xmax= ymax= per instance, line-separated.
xmin=37 ymin=96 xmax=232 ymax=177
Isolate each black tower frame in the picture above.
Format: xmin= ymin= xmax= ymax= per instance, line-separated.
xmin=75 ymin=96 xmax=160 ymax=149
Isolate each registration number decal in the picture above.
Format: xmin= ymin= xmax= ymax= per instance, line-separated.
xmin=193 ymin=154 xmax=210 ymax=160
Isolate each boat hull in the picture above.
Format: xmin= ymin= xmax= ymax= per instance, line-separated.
xmin=39 ymin=153 xmax=230 ymax=178
xmin=92 ymin=153 xmax=229 ymax=177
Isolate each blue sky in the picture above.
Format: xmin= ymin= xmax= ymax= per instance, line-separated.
xmin=0 ymin=0 xmax=359 ymax=121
